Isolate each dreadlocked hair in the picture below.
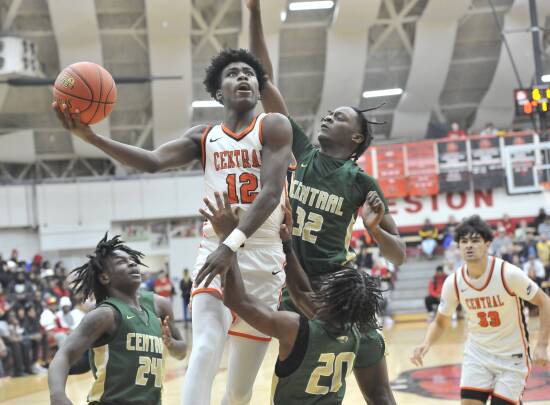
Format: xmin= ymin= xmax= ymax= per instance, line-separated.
xmin=350 ymin=104 xmax=385 ymax=161
xmin=70 ymin=233 xmax=146 ymax=303
xmin=312 ymin=267 xmax=383 ymax=334
xmin=203 ymin=48 xmax=267 ymax=101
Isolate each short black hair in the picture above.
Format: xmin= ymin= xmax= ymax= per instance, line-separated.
xmin=313 ymin=267 xmax=383 ymax=334
xmin=455 ymin=215 xmax=494 ymax=243
xmin=70 ymin=233 xmax=146 ymax=303
xmin=350 ymin=105 xmax=384 ymax=161
xmin=203 ymin=48 xmax=267 ymax=100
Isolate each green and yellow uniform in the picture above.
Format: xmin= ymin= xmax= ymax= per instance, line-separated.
xmin=283 ymin=116 xmax=387 ymax=368
xmin=88 ymin=291 xmax=164 ymax=405
xmin=271 ymin=317 xmax=361 ymax=405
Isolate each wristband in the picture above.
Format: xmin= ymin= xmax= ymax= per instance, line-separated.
xmin=223 ymin=229 xmax=247 ymax=252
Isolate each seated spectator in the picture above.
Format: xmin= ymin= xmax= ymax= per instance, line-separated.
xmin=8 ymin=269 xmax=34 ymax=304
xmin=447 ymin=122 xmax=466 ymax=138
xmin=538 ymin=216 xmax=550 ymax=240
xmin=425 ymin=266 xmax=447 ymax=321
xmin=57 ymin=296 xmax=84 ymax=332
xmin=4 ymin=310 xmax=33 ymax=376
xmin=419 ymin=219 xmax=438 ymax=259
xmin=51 ymin=279 xmax=71 ymax=299
xmin=154 ymin=270 xmax=174 ymax=300
xmin=0 ymin=286 xmax=11 ymax=319
xmin=444 ymin=241 xmax=463 ymax=272
xmin=23 ymin=304 xmax=48 ymax=370
xmin=39 ymin=296 xmax=69 ymax=352
xmin=514 ymin=220 xmax=530 ymax=242
xmin=480 ymin=122 xmax=497 ymax=136
xmin=0 ymin=336 xmax=6 ymax=377
xmin=534 ymin=208 xmax=547 ymax=234
xmin=537 ymin=234 xmax=550 ymax=277
xmin=490 ymin=226 xmax=514 ymax=257
xmin=523 ymin=254 xmax=546 ymax=286
xmin=518 ymin=233 xmax=538 ymax=261
xmin=498 ymin=214 xmax=515 ymax=236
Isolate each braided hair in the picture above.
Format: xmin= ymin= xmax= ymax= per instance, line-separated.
xmin=350 ymin=105 xmax=385 ymax=161
xmin=70 ymin=233 xmax=146 ymax=303
xmin=313 ymin=267 xmax=383 ymax=334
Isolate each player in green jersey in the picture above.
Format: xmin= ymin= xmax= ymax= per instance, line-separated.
xmin=199 ymin=191 xmax=383 ymax=405
xmin=48 ymin=234 xmax=187 ymax=405
xmin=245 ymin=2 xmax=406 ymax=404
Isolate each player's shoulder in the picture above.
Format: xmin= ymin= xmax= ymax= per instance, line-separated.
xmin=499 ymin=258 xmax=524 ymax=278
xmin=260 ymin=113 xmax=292 ymax=144
xmin=184 ymin=124 xmax=211 ymax=142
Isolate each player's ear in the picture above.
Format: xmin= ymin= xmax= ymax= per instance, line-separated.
xmin=215 ymin=90 xmax=223 ymax=104
xmin=351 ymin=132 xmax=365 ymax=145
xmin=98 ymin=272 xmax=110 ymax=286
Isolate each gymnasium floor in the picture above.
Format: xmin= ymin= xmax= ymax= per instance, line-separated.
xmin=1 ymin=318 xmax=548 ymax=404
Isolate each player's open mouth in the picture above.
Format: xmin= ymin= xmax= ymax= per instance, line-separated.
xmin=236 ymin=83 xmax=252 ymax=95
xmin=320 ymin=123 xmax=329 ymax=131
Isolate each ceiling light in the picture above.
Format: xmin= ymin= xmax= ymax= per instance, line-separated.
xmin=192 ymin=100 xmax=223 ymax=108
xmin=289 ymin=1 xmax=334 ymax=11
xmin=362 ymin=88 xmax=403 ymax=99
xmin=542 ymin=75 xmax=550 ymax=83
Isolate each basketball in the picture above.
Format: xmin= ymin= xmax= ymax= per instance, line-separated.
xmin=53 ymin=61 xmax=117 ymax=125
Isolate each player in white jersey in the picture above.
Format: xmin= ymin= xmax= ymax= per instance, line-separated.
xmin=411 ymin=215 xmax=550 ymax=405
xmin=53 ymin=48 xmax=293 ymax=405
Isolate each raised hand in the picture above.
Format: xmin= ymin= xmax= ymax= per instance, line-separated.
xmin=198 ymin=192 xmax=239 ymax=240
xmin=362 ymin=191 xmax=385 ymax=229
xmin=245 ymin=0 xmax=260 ymax=11
xmin=52 ymin=101 xmax=95 ymax=143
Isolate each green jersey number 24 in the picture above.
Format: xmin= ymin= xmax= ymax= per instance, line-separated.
xmin=292 ymin=206 xmax=324 ymax=244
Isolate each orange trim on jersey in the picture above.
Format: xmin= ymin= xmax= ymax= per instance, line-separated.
xmin=462 ymin=256 xmax=495 ymax=292
xmin=513 ymin=296 xmax=531 ymax=374
xmin=491 ymin=391 xmax=518 ymax=404
xmin=192 ymin=287 xmax=222 ymax=300
xmin=453 ymin=271 xmax=460 ymax=301
xmin=228 ymin=330 xmax=272 ymax=342
xmin=221 ymin=115 xmax=259 ymax=141
xmin=288 ymin=153 xmax=297 ymax=171
xmin=460 ymin=386 xmax=493 ymax=393
xmin=200 ymin=125 xmax=213 ymax=170
xmin=501 ymin=261 xmax=515 ymax=296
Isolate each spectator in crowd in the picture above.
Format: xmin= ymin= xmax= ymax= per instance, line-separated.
xmin=444 ymin=241 xmax=462 ymax=273
xmin=8 ymin=269 xmax=34 ymax=304
xmin=39 ymin=296 xmax=69 ymax=352
xmin=534 ymin=208 xmax=547 ymax=234
xmin=514 ymin=219 xmax=530 ymax=243
xmin=22 ymin=304 xmax=48 ymax=370
xmin=480 ymin=122 xmax=497 ymax=136
xmin=0 ymin=286 xmax=10 ymax=319
xmin=180 ymin=268 xmax=192 ymax=325
xmin=419 ymin=219 xmax=439 ymax=259
xmin=154 ymin=270 xmax=174 ymax=300
xmin=497 ymin=214 xmax=515 ymax=236
xmin=57 ymin=296 xmax=84 ymax=332
xmin=4 ymin=310 xmax=33 ymax=376
xmin=424 ymin=265 xmax=447 ymax=321
xmin=537 ymin=234 xmax=550 ymax=275
xmin=518 ymin=233 xmax=538 ymax=260
xmin=538 ymin=216 xmax=550 ymax=240
xmin=447 ymin=122 xmax=466 ymax=138
xmin=0 ymin=335 xmax=7 ymax=377
xmin=489 ymin=225 xmax=513 ymax=257
xmin=51 ymin=279 xmax=71 ymax=299
xmin=523 ymin=253 xmax=546 ymax=287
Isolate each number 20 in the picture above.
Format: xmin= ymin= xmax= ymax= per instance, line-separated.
xmin=305 ymin=352 xmax=356 ymax=395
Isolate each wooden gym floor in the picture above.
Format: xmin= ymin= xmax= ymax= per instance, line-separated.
xmin=1 ymin=318 xmax=548 ymax=404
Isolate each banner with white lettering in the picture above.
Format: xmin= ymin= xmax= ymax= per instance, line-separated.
xmin=470 ymin=135 xmax=504 ymax=190
xmin=437 ymin=139 xmax=470 ymax=193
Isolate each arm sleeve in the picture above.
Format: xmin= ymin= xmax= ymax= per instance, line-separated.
xmin=354 ymin=172 xmax=389 ymax=213
xmin=437 ymin=275 xmax=459 ymax=316
xmin=287 ymin=116 xmax=313 ymax=161
xmin=503 ymin=264 xmax=539 ymax=301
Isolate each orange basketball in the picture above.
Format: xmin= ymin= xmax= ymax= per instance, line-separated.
xmin=53 ymin=61 xmax=117 ymax=125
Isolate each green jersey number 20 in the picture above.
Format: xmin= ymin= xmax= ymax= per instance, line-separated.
xmin=292 ymin=206 xmax=324 ymax=244
xmin=305 ymin=352 xmax=356 ymax=395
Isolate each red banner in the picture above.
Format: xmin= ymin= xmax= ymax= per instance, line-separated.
xmin=405 ymin=141 xmax=439 ymax=196
xmin=375 ymin=144 xmax=407 ymax=198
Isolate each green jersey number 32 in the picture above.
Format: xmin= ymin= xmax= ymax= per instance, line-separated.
xmin=292 ymin=206 xmax=324 ymax=244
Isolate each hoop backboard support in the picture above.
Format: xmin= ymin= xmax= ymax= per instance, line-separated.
xmin=503 ymin=141 xmax=550 ymax=194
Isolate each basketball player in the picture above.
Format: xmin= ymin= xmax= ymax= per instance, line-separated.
xmin=241 ymin=2 xmax=406 ymax=403
xmin=48 ymin=234 xmax=186 ymax=405
xmin=411 ymin=215 xmax=550 ymax=405
xmin=200 ymin=191 xmax=383 ymax=404
xmin=53 ymin=48 xmax=293 ymax=405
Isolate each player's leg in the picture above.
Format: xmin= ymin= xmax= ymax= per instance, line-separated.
xmin=221 ymin=334 xmax=270 ymax=405
xmin=181 ymin=292 xmax=233 ymax=405
xmin=460 ymin=345 xmax=495 ymax=405
xmin=461 ymin=399 xmax=487 ymax=405
xmin=353 ymin=329 xmax=396 ymax=405
xmin=491 ymin=356 xmax=528 ymax=405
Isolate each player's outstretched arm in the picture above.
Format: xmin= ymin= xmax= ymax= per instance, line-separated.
xmin=194 ymin=114 xmax=292 ymax=287
xmin=246 ymin=0 xmax=289 ymax=115
xmin=48 ymin=306 xmax=116 ymax=405
xmin=154 ymin=295 xmax=187 ymax=360
xmin=410 ymin=312 xmax=451 ymax=367
xmin=52 ymin=101 xmax=205 ymax=173
xmin=529 ymin=289 xmax=550 ymax=366
xmin=362 ymin=191 xmax=406 ymax=266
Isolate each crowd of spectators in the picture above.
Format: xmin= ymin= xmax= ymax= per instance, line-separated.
xmin=0 ymin=252 xmax=91 ymax=378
